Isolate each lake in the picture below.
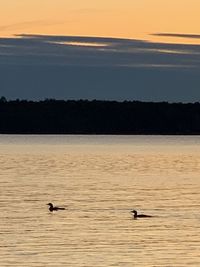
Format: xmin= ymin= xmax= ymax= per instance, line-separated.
xmin=0 ymin=135 xmax=200 ymax=266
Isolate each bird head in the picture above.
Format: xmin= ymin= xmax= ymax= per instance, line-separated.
xmin=131 ymin=210 xmax=137 ymax=215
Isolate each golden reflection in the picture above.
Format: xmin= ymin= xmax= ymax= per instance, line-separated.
xmin=1 ymin=135 xmax=200 ymax=266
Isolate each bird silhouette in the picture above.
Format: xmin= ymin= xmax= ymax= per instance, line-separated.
xmin=131 ymin=210 xmax=152 ymax=219
xmin=47 ymin=203 xmax=65 ymax=212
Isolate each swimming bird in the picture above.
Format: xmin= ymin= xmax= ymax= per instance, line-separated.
xmin=47 ymin=203 xmax=65 ymax=212
xmin=131 ymin=210 xmax=152 ymax=219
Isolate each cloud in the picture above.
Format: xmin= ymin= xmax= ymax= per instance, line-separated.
xmin=0 ymin=20 xmax=65 ymax=32
xmin=1 ymin=34 xmax=200 ymax=68
xmin=73 ymin=8 xmax=110 ymax=14
xmin=152 ymin=33 xmax=200 ymax=39
xmin=0 ymin=34 xmax=200 ymax=102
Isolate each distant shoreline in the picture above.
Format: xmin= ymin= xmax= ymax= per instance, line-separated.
xmin=1 ymin=99 xmax=200 ymax=135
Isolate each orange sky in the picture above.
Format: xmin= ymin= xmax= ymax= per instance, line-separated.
xmin=0 ymin=0 xmax=200 ymax=44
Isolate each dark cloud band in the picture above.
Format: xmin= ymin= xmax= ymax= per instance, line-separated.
xmin=152 ymin=33 xmax=200 ymax=39
xmin=0 ymin=34 xmax=200 ymax=102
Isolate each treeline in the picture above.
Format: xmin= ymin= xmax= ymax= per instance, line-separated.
xmin=0 ymin=98 xmax=200 ymax=134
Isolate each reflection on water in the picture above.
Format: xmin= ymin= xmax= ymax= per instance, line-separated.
xmin=0 ymin=135 xmax=200 ymax=267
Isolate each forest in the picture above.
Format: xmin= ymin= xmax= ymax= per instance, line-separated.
xmin=0 ymin=97 xmax=200 ymax=134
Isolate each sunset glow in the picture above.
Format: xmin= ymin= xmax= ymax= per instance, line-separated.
xmin=0 ymin=0 xmax=200 ymax=44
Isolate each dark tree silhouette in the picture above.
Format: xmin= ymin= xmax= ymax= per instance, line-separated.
xmin=0 ymin=99 xmax=200 ymax=134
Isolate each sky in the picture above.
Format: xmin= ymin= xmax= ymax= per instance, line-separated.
xmin=0 ymin=0 xmax=200 ymax=102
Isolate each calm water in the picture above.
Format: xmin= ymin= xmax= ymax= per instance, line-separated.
xmin=0 ymin=135 xmax=200 ymax=267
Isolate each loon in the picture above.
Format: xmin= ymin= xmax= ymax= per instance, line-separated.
xmin=131 ymin=210 xmax=152 ymax=219
xmin=47 ymin=203 xmax=65 ymax=212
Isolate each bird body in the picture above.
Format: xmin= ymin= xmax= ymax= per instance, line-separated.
xmin=47 ymin=203 xmax=65 ymax=212
xmin=131 ymin=210 xmax=152 ymax=219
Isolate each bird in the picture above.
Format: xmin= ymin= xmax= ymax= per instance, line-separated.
xmin=131 ymin=210 xmax=152 ymax=219
xmin=47 ymin=203 xmax=65 ymax=212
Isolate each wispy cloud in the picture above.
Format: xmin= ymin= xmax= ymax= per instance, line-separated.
xmin=73 ymin=8 xmax=110 ymax=14
xmin=0 ymin=20 xmax=65 ymax=32
xmin=152 ymin=33 xmax=200 ymax=39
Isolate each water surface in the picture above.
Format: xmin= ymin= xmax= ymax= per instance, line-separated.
xmin=0 ymin=135 xmax=200 ymax=266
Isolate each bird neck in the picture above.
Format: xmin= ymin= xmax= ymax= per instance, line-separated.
xmin=133 ymin=211 xmax=137 ymax=217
